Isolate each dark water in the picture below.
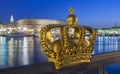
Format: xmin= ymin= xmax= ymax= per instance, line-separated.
xmin=0 ymin=36 xmax=120 ymax=74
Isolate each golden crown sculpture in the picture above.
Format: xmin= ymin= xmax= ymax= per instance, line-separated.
xmin=40 ymin=8 xmax=96 ymax=69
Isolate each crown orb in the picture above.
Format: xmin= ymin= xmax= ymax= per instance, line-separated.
xmin=68 ymin=7 xmax=78 ymax=26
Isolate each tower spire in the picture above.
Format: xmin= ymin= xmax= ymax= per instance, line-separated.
xmin=10 ymin=14 xmax=14 ymax=24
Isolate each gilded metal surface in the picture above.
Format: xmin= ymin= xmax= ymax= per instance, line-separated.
xmin=40 ymin=8 xmax=96 ymax=69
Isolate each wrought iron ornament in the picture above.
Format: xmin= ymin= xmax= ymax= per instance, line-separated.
xmin=40 ymin=8 xmax=96 ymax=69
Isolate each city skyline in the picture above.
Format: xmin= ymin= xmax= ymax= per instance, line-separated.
xmin=1 ymin=0 xmax=120 ymax=28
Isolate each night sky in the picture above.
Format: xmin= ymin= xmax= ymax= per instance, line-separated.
xmin=0 ymin=0 xmax=120 ymax=28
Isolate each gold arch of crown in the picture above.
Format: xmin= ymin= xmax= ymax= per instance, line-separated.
xmin=40 ymin=7 xmax=96 ymax=69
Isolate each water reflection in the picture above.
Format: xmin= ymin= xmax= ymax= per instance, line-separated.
xmin=94 ymin=36 xmax=119 ymax=54
xmin=21 ymin=37 xmax=29 ymax=65
xmin=0 ymin=36 xmax=47 ymax=69
xmin=0 ymin=36 xmax=120 ymax=69
xmin=8 ymin=38 xmax=14 ymax=67
xmin=1 ymin=37 xmax=8 ymax=68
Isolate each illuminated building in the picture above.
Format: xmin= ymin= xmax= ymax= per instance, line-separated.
xmin=16 ymin=19 xmax=66 ymax=35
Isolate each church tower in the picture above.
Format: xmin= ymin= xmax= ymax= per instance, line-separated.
xmin=10 ymin=14 xmax=14 ymax=25
xmin=8 ymin=14 xmax=15 ymax=33
xmin=9 ymin=14 xmax=15 ymax=29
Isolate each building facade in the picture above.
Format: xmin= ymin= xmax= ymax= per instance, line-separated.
xmin=16 ymin=19 xmax=66 ymax=35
